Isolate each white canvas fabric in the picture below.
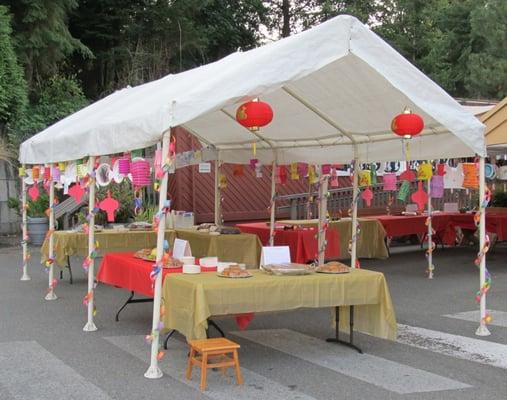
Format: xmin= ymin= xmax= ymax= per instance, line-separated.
xmin=19 ymin=15 xmax=486 ymax=164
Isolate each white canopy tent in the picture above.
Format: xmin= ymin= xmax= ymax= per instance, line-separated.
xmin=19 ymin=15 xmax=489 ymax=379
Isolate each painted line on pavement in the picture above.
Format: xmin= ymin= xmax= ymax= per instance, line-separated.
xmin=105 ymin=335 xmax=318 ymax=400
xmin=444 ymin=310 xmax=507 ymax=328
xmin=0 ymin=341 xmax=112 ymax=400
xmin=398 ymin=323 xmax=507 ymax=369
xmin=231 ymin=328 xmax=470 ymax=394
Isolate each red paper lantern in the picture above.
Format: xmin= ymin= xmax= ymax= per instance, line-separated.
xmin=236 ymin=100 xmax=273 ymax=131
xmin=391 ymin=109 xmax=424 ymax=139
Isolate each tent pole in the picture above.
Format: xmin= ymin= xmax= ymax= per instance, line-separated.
xmin=318 ymin=171 xmax=329 ymax=265
xmin=145 ymin=129 xmax=171 ymax=379
xmin=427 ymin=178 xmax=434 ymax=279
xmin=350 ymin=156 xmax=359 ymax=268
xmin=83 ymin=157 xmax=98 ymax=331
xmin=269 ymin=159 xmax=277 ymax=246
xmin=214 ymin=153 xmax=221 ymax=226
xmin=45 ymin=164 xmax=57 ymax=300
xmin=20 ymin=164 xmax=30 ymax=281
xmin=476 ymin=156 xmax=490 ymax=336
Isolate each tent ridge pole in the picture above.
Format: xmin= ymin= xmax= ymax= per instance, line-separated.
xmin=317 ymin=168 xmax=329 ymax=265
xmin=145 ymin=127 xmax=172 ymax=379
xmin=214 ymin=151 xmax=222 ymax=226
xmin=269 ymin=151 xmax=278 ymax=246
xmin=350 ymin=148 xmax=359 ymax=269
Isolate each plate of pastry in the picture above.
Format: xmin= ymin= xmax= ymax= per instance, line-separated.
xmin=217 ymin=264 xmax=252 ymax=278
xmin=315 ymin=261 xmax=350 ymax=274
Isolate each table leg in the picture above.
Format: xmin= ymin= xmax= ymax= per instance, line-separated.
xmin=67 ymin=256 xmax=73 ymax=284
xmin=115 ymin=291 xmax=152 ymax=321
xmin=326 ymin=306 xmax=363 ymax=353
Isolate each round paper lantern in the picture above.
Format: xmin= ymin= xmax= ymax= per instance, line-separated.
xmin=236 ymin=99 xmax=273 ymax=131
xmin=391 ymin=109 xmax=424 ymax=139
xmin=130 ymin=159 xmax=151 ymax=187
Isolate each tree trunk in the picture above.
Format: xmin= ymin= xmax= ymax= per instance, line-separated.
xmin=282 ymin=0 xmax=291 ymax=37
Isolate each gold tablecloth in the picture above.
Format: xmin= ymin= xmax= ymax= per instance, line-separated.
xmin=279 ymin=218 xmax=389 ymax=259
xmin=174 ymin=229 xmax=262 ymax=268
xmin=41 ymin=230 xmax=177 ymax=267
xmin=162 ymin=269 xmax=397 ymax=341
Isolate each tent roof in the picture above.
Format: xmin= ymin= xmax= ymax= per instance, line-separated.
xmin=20 ymin=15 xmax=485 ymax=165
xmin=483 ymin=97 xmax=507 ymax=147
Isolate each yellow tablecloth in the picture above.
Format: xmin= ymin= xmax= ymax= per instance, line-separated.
xmin=162 ymin=269 xmax=397 ymax=341
xmin=278 ymin=218 xmax=389 ymax=259
xmin=41 ymin=230 xmax=177 ymax=267
xmin=174 ymin=229 xmax=262 ymax=268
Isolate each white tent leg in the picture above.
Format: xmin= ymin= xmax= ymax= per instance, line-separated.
xmin=145 ymin=130 xmax=171 ymax=379
xmin=350 ymin=158 xmax=359 ymax=268
xmin=83 ymin=157 xmax=98 ymax=332
xmin=45 ymin=165 xmax=57 ymax=300
xmin=269 ymin=160 xmax=276 ymax=246
xmin=476 ymin=156 xmax=490 ymax=336
xmin=20 ymin=165 xmax=30 ymax=281
xmin=214 ymin=155 xmax=221 ymax=226
xmin=318 ymin=174 xmax=329 ymax=265
xmin=427 ymin=179 xmax=434 ymax=279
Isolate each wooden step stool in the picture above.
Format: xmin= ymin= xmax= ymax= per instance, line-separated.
xmin=186 ymin=337 xmax=243 ymax=391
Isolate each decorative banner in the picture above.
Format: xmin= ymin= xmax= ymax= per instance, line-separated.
xmin=361 ymin=187 xmax=373 ymax=207
xmin=383 ymin=173 xmax=397 ymax=191
xmin=98 ymin=191 xmax=119 ymax=222
xmin=233 ymin=164 xmax=244 ymax=177
xmin=430 ymin=175 xmax=444 ymax=198
xmin=411 ymin=181 xmax=428 ymax=211
xmin=462 ymin=162 xmax=479 ymax=189
xmin=417 ymin=162 xmax=433 ymax=180
xmin=358 ymin=170 xmax=371 ymax=187
xmin=28 ymin=185 xmax=40 ymax=201
xmin=290 ymin=163 xmax=299 ymax=180
xmin=399 ymin=169 xmax=416 ymax=182
xmin=397 ymin=180 xmax=410 ymax=201
xmin=68 ymin=183 xmax=85 ymax=203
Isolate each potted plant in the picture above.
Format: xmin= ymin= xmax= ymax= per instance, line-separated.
xmin=8 ymin=191 xmax=50 ymax=245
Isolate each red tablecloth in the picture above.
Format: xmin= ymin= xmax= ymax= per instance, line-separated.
xmin=449 ymin=213 xmax=507 ymax=241
xmin=97 ymin=252 xmax=216 ymax=297
xmin=236 ymin=222 xmax=340 ymax=263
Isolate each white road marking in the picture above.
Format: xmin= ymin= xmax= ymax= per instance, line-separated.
xmin=105 ymin=335 xmax=318 ymax=400
xmin=0 ymin=341 xmax=112 ymax=400
xmin=232 ymin=328 xmax=470 ymax=394
xmin=444 ymin=310 xmax=507 ymax=328
xmin=397 ymin=323 xmax=507 ymax=369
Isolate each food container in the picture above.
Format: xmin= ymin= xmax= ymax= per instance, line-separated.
xmin=200 ymin=257 xmax=218 ymax=267
xmin=217 ymin=262 xmax=233 ymax=273
xmin=183 ymin=264 xmax=200 ymax=274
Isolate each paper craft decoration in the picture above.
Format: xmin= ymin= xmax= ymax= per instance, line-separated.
xmin=32 ymin=166 xmax=40 ymax=180
xmin=76 ymin=163 xmax=88 ymax=178
xmin=96 ymin=163 xmax=112 ymax=186
xmin=173 ymin=238 xmax=192 ymax=259
xmin=484 ymin=163 xmax=496 ymax=179
xmin=437 ymin=163 xmax=446 ymax=176
xmin=330 ymin=169 xmax=339 ymax=187
xmin=28 ymin=185 xmax=40 ymax=201
xmin=219 ymin=174 xmax=227 ymax=189
xmin=68 ymin=183 xmax=85 ymax=203
xmin=250 ymin=159 xmax=258 ymax=168
xmin=130 ymin=159 xmax=151 ymax=187
xmin=321 ymin=164 xmax=331 ymax=175
xmin=383 ymin=173 xmax=397 ymax=190
xmin=18 ymin=166 xmax=25 ymax=177
xmin=98 ymin=191 xmax=119 ymax=222
xmin=370 ymin=163 xmax=378 ymax=184
xmin=111 ymin=159 xmax=124 ymax=183
xmin=118 ymin=157 xmax=130 ymax=174
xmin=51 ymin=167 xmax=60 ymax=182
xmin=198 ymin=163 xmax=211 ymax=173
xmin=411 ymin=181 xmax=428 ymax=211
xmin=358 ymin=170 xmax=371 ymax=187
xmin=399 ymin=169 xmax=416 ymax=182
xmin=44 ymin=167 xmax=51 ymax=180
xmin=278 ymin=166 xmax=287 ymax=184
xmin=361 ymin=187 xmax=373 ymax=206
xmin=255 ymin=162 xmax=262 ymax=178
xmin=298 ymin=163 xmax=308 ymax=177
xmin=430 ymin=175 xmax=444 ymax=198
xmin=444 ymin=164 xmax=464 ymax=189
xmin=417 ymin=162 xmax=433 ymax=180
xmin=497 ymin=166 xmax=507 ymax=180
xmin=308 ymin=165 xmax=318 ymax=184
xmin=154 ymin=149 xmax=163 ymax=178
xmin=397 ymin=180 xmax=410 ymax=201
xmin=260 ymin=246 xmax=290 ymax=267
xmin=233 ymin=164 xmax=244 ymax=177
xmin=58 ymin=162 xmax=66 ymax=171
xmin=290 ymin=163 xmax=299 ymax=180
xmin=462 ymin=163 xmax=479 ymax=189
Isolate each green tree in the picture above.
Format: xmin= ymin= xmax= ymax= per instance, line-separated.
xmin=3 ymin=0 xmax=92 ymax=87
xmin=0 ymin=5 xmax=27 ymax=132
xmin=467 ymin=0 xmax=507 ymax=99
